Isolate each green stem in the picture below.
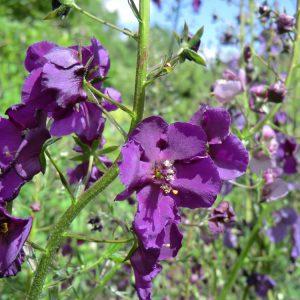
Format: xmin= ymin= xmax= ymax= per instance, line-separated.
xmin=217 ymin=204 xmax=269 ymax=300
xmin=72 ymin=4 xmax=137 ymax=39
xmin=131 ymin=0 xmax=150 ymax=129
xmin=63 ymin=232 xmax=134 ymax=244
xmin=86 ymin=81 xmax=134 ymax=117
xmin=27 ymin=1 xmax=151 ymax=298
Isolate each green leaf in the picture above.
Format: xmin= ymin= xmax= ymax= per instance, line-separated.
xmin=188 ymin=26 xmax=204 ymax=49
xmin=39 ymin=151 xmax=47 ymax=174
xmin=182 ymin=49 xmax=206 ymax=66
xmin=70 ymin=154 xmax=89 ymax=162
xmin=123 ymin=237 xmax=138 ymax=262
xmin=182 ymin=22 xmax=189 ymax=41
xmin=128 ymin=0 xmax=142 ymax=22
xmin=44 ymin=5 xmax=70 ymax=20
xmin=97 ymin=145 xmax=119 ymax=155
xmin=72 ymin=136 xmax=90 ymax=153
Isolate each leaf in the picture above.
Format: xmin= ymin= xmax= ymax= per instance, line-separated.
xmin=70 ymin=154 xmax=89 ymax=162
xmin=127 ymin=0 xmax=142 ymax=22
xmin=188 ymin=26 xmax=204 ymax=49
xmin=182 ymin=49 xmax=206 ymax=66
xmin=97 ymin=145 xmax=119 ymax=155
xmin=72 ymin=136 xmax=90 ymax=153
xmin=39 ymin=151 xmax=47 ymax=174
xmin=123 ymin=237 xmax=138 ymax=262
xmin=182 ymin=22 xmax=189 ymax=41
xmin=44 ymin=5 xmax=70 ymax=20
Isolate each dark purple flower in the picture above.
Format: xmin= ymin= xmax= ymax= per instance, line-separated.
xmin=208 ymin=201 xmax=235 ymax=234
xmin=117 ymin=116 xmax=222 ymax=249
xmin=50 ymin=102 xmax=105 ymax=145
xmin=267 ymin=82 xmax=287 ymax=103
xmin=190 ymin=105 xmax=249 ymax=180
xmin=0 ymin=207 xmax=32 ymax=277
xmin=243 ymin=45 xmax=252 ymax=63
xmin=247 ymin=273 xmax=276 ymax=298
xmin=277 ymin=136 xmax=298 ymax=174
xmin=266 ymin=207 xmax=297 ymax=243
xmin=276 ymin=13 xmax=295 ymax=34
xmin=259 ymin=2 xmax=271 ymax=19
xmin=0 ymin=114 xmax=50 ymax=203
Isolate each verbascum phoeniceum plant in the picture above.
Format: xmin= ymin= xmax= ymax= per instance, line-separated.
xmin=1 ymin=0 xmax=300 ymax=299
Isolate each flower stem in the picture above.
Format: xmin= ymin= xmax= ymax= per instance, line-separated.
xmin=131 ymin=0 xmax=150 ymax=129
xmin=27 ymin=1 xmax=151 ymax=298
xmin=217 ymin=203 xmax=269 ymax=300
xmin=72 ymin=4 xmax=137 ymax=39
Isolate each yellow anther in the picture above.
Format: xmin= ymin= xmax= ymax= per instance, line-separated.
xmin=0 ymin=223 xmax=9 ymax=234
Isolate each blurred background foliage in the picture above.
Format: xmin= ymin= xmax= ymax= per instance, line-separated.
xmin=0 ymin=0 xmax=299 ymax=299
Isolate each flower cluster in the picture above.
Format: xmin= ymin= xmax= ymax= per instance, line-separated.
xmin=117 ymin=105 xmax=248 ymax=299
xmin=0 ymin=38 xmax=120 ymax=278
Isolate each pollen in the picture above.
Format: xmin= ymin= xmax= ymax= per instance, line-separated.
xmin=172 ymin=189 xmax=179 ymax=195
xmin=0 ymin=222 xmax=9 ymax=234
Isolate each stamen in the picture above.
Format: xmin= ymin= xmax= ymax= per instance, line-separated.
xmin=0 ymin=223 xmax=9 ymax=234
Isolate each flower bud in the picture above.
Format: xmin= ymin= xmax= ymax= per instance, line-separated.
xmin=276 ymin=13 xmax=295 ymax=34
xmin=258 ymin=3 xmax=271 ymax=18
xmin=243 ymin=45 xmax=252 ymax=63
xmin=267 ymin=81 xmax=287 ymax=103
xmin=262 ymin=125 xmax=275 ymax=141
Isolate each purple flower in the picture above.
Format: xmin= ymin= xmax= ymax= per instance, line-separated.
xmin=0 ymin=113 xmax=50 ymax=203
xmin=266 ymin=207 xmax=297 ymax=243
xmin=0 ymin=206 xmax=32 ymax=277
xmin=274 ymin=111 xmax=288 ymax=127
xmin=208 ymin=201 xmax=235 ymax=234
xmin=22 ymin=39 xmax=119 ymax=136
xmin=117 ymin=116 xmax=222 ymax=249
xmin=223 ymin=227 xmax=238 ymax=249
xmin=50 ymin=102 xmax=105 ymax=145
xmin=267 ymin=82 xmax=287 ymax=103
xmin=247 ymin=273 xmax=276 ymax=298
xmin=190 ymin=105 xmax=249 ymax=180
xmin=276 ymin=13 xmax=295 ymax=34
xmin=213 ymin=69 xmax=246 ymax=103
xmin=277 ymin=136 xmax=298 ymax=174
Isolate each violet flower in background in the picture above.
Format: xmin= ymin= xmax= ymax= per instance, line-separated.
xmin=291 ymin=216 xmax=300 ymax=261
xmin=0 ymin=207 xmax=32 ymax=277
xmin=247 ymin=273 xmax=276 ymax=298
xmin=267 ymin=81 xmax=287 ymax=103
xmin=266 ymin=207 xmax=297 ymax=243
xmin=276 ymin=13 xmax=295 ymax=34
xmin=213 ymin=69 xmax=246 ymax=104
xmin=208 ymin=201 xmax=235 ymax=234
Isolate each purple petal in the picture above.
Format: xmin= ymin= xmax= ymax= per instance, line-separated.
xmin=190 ymin=106 xmax=231 ymax=144
xmin=283 ymin=156 xmax=298 ymax=174
xmin=15 ymin=128 xmax=50 ymax=179
xmin=43 ymin=47 xmax=79 ymax=69
xmin=213 ymin=79 xmax=243 ymax=103
xmin=209 ymin=134 xmax=249 ymax=180
xmin=266 ymin=223 xmax=289 ymax=243
xmin=6 ymin=104 xmax=38 ymax=129
xmin=130 ymin=116 xmax=168 ymax=161
xmin=291 ymin=217 xmax=300 ymax=260
xmin=158 ymin=222 xmax=183 ymax=260
xmin=42 ymin=63 xmax=87 ymax=108
xmin=172 ymin=157 xmax=222 ymax=208
xmin=101 ymin=87 xmax=122 ymax=111
xmin=0 ymin=207 xmax=32 ymax=276
xmin=90 ymin=38 xmax=110 ymax=78
xmin=130 ymin=247 xmax=161 ymax=300
xmin=263 ymin=178 xmax=289 ymax=201
xmin=24 ymin=41 xmax=57 ymax=72
xmin=0 ymin=169 xmax=26 ymax=203
xmin=0 ymin=118 xmax=22 ymax=170
xmin=163 ymin=122 xmax=207 ymax=160
xmin=116 ymin=141 xmax=151 ymax=200
xmin=134 ymin=185 xmax=178 ymax=249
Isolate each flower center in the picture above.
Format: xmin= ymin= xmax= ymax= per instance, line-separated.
xmin=0 ymin=222 xmax=9 ymax=234
xmin=152 ymin=160 xmax=178 ymax=195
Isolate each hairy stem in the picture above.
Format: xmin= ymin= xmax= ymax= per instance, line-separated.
xmin=27 ymin=1 xmax=151 ymax=298
xmin=131 ymin=0 xmax=150 ymax=129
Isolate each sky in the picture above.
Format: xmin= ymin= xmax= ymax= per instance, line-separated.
xmin=104 ymin=0 xmax=296 ymax=60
